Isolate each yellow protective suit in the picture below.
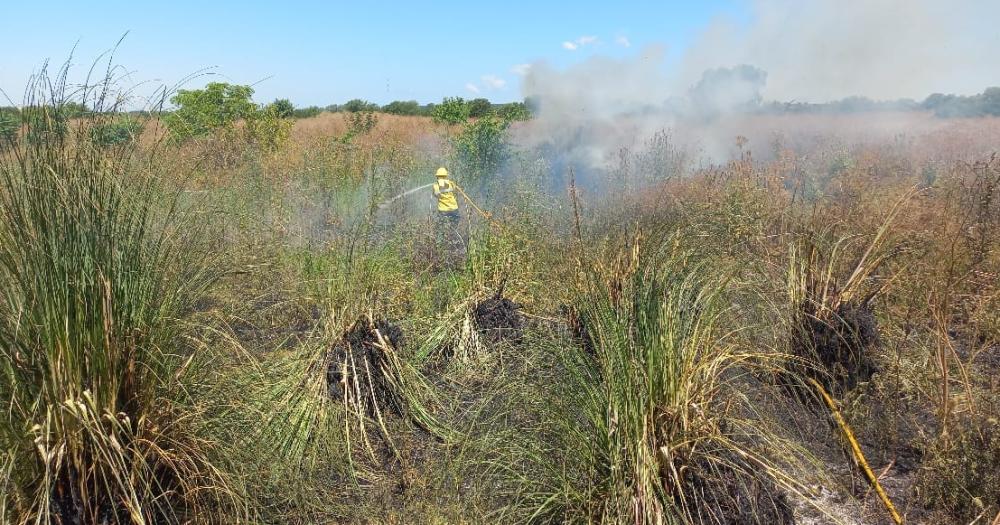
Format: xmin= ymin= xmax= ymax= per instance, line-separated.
xmin=433 ymin=178 xmax=459 ymax=212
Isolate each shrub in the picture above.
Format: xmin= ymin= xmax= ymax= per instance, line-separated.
xmin=60 ymin=101 xmax=89 ymax=118
xmin=269 ymin=98 xmax=295 ymax=118
xmin=89 ymin=116 xmax=144 ymax=147
xmin=0 ymin=107 xmax=19 ymax=139
xmin=164 ymin=82 xmax=257 ymax=141
xmin=453 ymin=113 xmax=510 ymax=182
xmin=919 ymin=415 xmax=1000 ymax=522
xmin=432 ymin=96 xmax=469 ymax=125
xmin=496 ymin=101 xmax=531 ymax=121
xmin=246 ymin=104 xmax=293 ymax=152
xmin=339 ymin=110 xmax=378 ymax=143
xmin=382 ymin=100 xmax=421 ymax=116
xmin=784 ymin=197 xmax=909 ymax=397
xmin=530 ymin=237 xmax=795 ymax=523
xmin=21 ymin=105 xmax=72 ymax=145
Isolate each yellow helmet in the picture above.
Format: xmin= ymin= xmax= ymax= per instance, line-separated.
xmin=435 ymin=167 xmax=449 ymax=178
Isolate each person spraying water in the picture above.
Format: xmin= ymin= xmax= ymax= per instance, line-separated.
xmin=376 ymin=183 xmax=434 ymax=210
xmin=376 ymin=167 xmax=491 ymax=225
xmin=374 ymin=167 xmax=464 ymax=215
xmin=431 ymin=167 xmax=460 ymax=226
xmin=374 ymin=167 xmax=499 ymax=269
xmin=431 ymin=167 xmax=464 ymax=267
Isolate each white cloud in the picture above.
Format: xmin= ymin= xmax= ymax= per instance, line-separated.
xmin=563 ymin=35 xmax=599 ymax=51
xmin=465 ymin=82 xmax=481 ymax=94
xmin=616 ymin=36 xmax=631 ymax=48
xmin=511 ymin=63 xmax=532 ymax=76
xmin=481 ymin=74 xmax=506 ymax=89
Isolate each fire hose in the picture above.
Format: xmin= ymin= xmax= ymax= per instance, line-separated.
xmin=809 ymin=378 xmax=903 ymax=524
xmin=452 ymin=183 xmax=502 ymax=229
xmin=375 ymin=179 xmax=505 ymax=231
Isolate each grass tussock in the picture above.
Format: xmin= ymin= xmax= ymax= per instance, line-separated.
xmin=785 ymin=194 xmax=912 ymax=397
xmin=523 ymin=232 xmax=799 ymax=524
xmin=0 ymin=67 xmax=239 ymax=523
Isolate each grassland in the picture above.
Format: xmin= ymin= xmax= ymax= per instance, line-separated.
xmin=1 ymin=78 xmax=999 ymax=525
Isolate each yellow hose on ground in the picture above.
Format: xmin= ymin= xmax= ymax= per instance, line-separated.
xmin=452 ymin=183 xmax=503 ymax=229
xmin=809 ymin=378 xmax=903 ymax=524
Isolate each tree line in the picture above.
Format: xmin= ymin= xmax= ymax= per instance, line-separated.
xmin=760 ymin=87 xmax=1000 ymax=117
xmin=6 ymin=84 xmax=1000 ymax=129
xmin=272 ymin=96 xmax=531 ymax=120
xmin=0 ymin=86 xmax=532 ymax=150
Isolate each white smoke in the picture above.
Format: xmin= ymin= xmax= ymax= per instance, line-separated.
xmin=680 ymin=0 xmax=1000 ymax=102
xmin=515 ymin=0 xmax=1000 ymax=173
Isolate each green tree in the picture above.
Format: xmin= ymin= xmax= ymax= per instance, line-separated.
xmin=162 ymin=82 xmax=289 ymax=155
xmin=382 ymin=100 xmax=421 ymax=116
xmin=453 ymin=113 xmax=511 ymax=182
xmin=342 ymin=99 xmax=379 ymax=113
xmin=432 ymin=97 xmax=470 ymax=125
xmin=291 ymin=106 xmax=323 ymax=118
xmin=269 ymin=98 xmax=295 ymax=118
xmin=922 ymin=87 xmax=1000 ymax=117
xmin=164 ymin=82 xmax=257 ymax=140
xmin=467 ymin=98 xmax=492 ymax=118
xmin=981 ymin=87 xmax=1000 ymax=116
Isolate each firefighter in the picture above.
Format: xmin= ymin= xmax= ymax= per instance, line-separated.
xmin=432 ymin=167 xmax=463 ymax=266
xmin=432 ymin=167 xmax=460 ymax=228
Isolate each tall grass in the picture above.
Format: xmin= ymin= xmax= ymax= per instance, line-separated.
xmin=520 ymin=232 xmax=799 ymax=524
xmin=0 ymin=65 xmax=238 ymax=523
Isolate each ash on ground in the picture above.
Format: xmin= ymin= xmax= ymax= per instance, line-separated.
xmin=472 ymin=291 xmax=524 ymax=345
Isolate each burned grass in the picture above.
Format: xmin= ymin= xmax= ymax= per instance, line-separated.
xmin=327 ymin=317 xmax=407 ymax=418
xmin=472 ymin=291 xmax=524 ymax=346
xmin=791 ymin=300 xmax=882 ymax=395
xmin=676 ymin=450 xmax=795 ymax=525
xmin=8 ymin=64 xmax=1000 ymax=525
xmin=562 ymin=304 xmax=597 ymax=359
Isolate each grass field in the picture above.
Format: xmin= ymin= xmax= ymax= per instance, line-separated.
xmin=1 ymin=74 xmax=999 ymax=524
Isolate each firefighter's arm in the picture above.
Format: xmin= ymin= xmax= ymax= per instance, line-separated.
xmin=432 ymin=184 xmax=440 ymax=197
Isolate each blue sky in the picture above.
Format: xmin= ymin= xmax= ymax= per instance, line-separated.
xmin=0 ymin=0 xmax=747 ymax=107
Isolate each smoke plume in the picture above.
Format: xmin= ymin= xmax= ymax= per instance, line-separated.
xmin=514 ymin=0 xmax=1000 ymax=178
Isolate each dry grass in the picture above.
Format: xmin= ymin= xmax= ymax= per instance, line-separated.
xmin=3 ymin=81 xmax=1000 ymax=524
